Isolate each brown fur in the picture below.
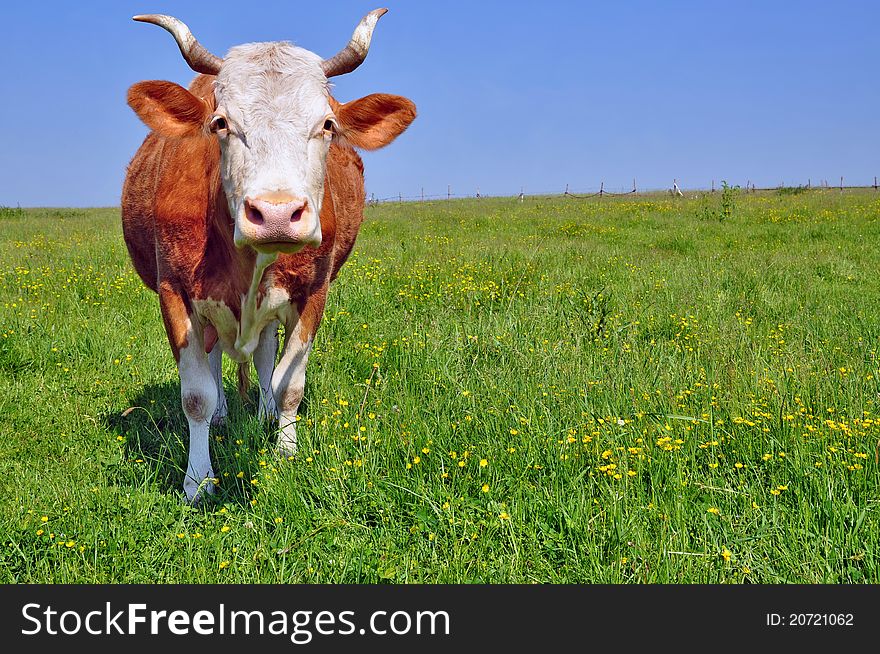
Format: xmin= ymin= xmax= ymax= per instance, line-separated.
xmin=122 ymin=73 xmax=414 ymax=369
xmin=332 ymin=94 xmax=418 ymax=151
xmin=157 ymin=281 xmax=191 ymax=361
xmin=127 ymin=80 xmax=213 ymax=138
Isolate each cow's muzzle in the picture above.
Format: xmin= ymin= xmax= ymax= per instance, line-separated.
xmin=238 ymin=194 xmax=321 ymax=253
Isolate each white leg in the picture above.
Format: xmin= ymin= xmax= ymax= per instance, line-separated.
xmin=254 ymin=320 xmax=279 ymax=421
xmin=271 ymin=320 xmax=312 ymax=455
xmin=209 ymin=345 xmax=228 ymax=425
xmin=179 ymin=339 xmax=217 ymax=503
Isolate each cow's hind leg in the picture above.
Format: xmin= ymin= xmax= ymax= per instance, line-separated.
xmin=254 ymin=320 xmax=279 ymax=421
xmin=209 ymin=345 xmax=228 ymax=425
xmin=271 ymin=319 xmax=313 ymax=456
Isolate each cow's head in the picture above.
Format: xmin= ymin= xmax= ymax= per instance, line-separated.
xmin=128 ymin=9 xmax=415 ymax=254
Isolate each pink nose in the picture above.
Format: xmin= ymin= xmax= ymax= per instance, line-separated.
xmin=244 ymin=195 xmax=308 ymax=243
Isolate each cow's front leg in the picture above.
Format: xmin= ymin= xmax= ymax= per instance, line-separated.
xmin=254 ymin=320 xmax=279 ymax=421
xmin=271 ymin=319 xmax=312 ymax=455
xmin=209 ymin=345 xmax=228 ymax=425
xmin=179 ymin=335 xmax=217 ymax=502
xmin=160 ymin=284 xmax=218 ymax=503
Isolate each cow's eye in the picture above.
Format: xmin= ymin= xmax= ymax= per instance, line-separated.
xmin=323 ymin=119 xmax=335 ymax=134
xmin=210 ymin=115 xmax=229 ymax=133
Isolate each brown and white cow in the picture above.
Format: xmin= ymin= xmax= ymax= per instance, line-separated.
xmin=122 ymin=9 xmax=415 ymax=501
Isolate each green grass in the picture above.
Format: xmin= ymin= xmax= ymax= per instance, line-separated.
xmin=1 ymin=190 xmax=879 ymax=583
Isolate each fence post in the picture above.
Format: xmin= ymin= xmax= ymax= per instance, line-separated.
xmin=807 ymin=178 xmax=811 ymax=189
xmin=447 ymin=185 xmax=451 ymax=201
xmin=421 ymin=187 xmax=424 ymax=202
xmin=840 ymin=176 xmax=844 ymax=193
xmin=874 ymin=176 xmax=878 ymax=191
xmin=711 ymin=179 xmax=715 ymax=193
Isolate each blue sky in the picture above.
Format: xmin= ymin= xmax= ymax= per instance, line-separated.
xmin=0 ymin=1 xmax=877 ymax=206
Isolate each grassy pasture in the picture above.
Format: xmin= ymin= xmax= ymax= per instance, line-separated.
xmin=1 ymin=190 xmax=879 ymax=583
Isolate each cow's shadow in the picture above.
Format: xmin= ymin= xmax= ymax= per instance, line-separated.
xmin=102 ymin=378 xmax=310 ymax=508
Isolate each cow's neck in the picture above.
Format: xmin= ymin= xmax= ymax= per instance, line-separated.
xmin=234 ymin=251 xmax=277 ymax=356
xmin=204 ymin=193 xmax=283 ymax=360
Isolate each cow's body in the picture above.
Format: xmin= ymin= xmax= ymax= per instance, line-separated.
xmin=122 ymin=11 xmax=414 ymax=501
xmin=123 ymin=75 xmax=365 ymax=360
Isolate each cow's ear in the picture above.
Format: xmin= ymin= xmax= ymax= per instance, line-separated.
xmin=128 ymin=81 xmax=211 ymax=138
xmin=334 ymin=94 xmax=416 ymax=150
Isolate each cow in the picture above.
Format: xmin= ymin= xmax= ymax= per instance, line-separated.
xmin=121 ymin=9 xmax=416 ymax=502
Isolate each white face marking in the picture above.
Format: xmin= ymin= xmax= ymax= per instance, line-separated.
xmin=213 ymin=42 xmax=333 ymax=252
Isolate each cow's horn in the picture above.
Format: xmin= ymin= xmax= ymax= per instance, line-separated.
xmin=133 ymin=14 xmax=223 ymax=75
xmin=321 ymin=8 xmax=388 ymax=78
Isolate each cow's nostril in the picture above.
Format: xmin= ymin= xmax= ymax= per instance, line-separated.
xmin=290 ymin=208 xmax=304 ymax=223
xmin=245 ymin=203 xmax=264 ymax=225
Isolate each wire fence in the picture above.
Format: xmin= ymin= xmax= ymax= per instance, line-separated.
xmin=366 ymin=176 xmax=880 ymax=205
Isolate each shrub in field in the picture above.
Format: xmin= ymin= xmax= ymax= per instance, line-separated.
xmin=720 ymin=181 xmax=738 ymax=222
xmin=693 ymin=182 xmax=738 ymax=222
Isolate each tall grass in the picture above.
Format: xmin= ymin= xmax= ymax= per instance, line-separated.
xmin=1 ymin=191 xmax=878 ymax=582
